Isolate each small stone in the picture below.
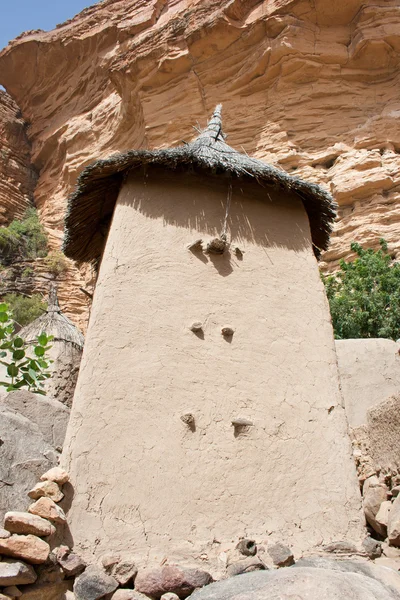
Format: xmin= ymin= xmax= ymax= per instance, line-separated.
xmin=40 ymin=467 xmax=69 ymax=486
xmin=135 ymin=565 xmax=213 ymax=599
xmin=0 ymin=558 xmax=37 ymax=586
xmin=0 ymin=594 xmax=12 ymax=600
xmin=0 ymin=529 xmax=11 ymax=539
xmin=236 ymin=539 xmax=257 ymax=557
xmin=56 ymin=546 xmax=86 ymax=578
xmin=3 ymin=586 xmax=21 ymax=598
xmin=101 ymin=553 xmax=137 ymax=585
xmin=180 ymin=413 xmax=195 ymax=427
xmin=267 ymin=543 xmax=295 ymax=567
xmin=226 ymin=556 xmax=266 ymax=577
xmin=221 ymin=326 xmax=234 ymax=337
xmin=189 ymin=322 xmax=203 ymax=333
xmin=4 ymin=512 xmax=56 ymax=537
xmin=362 ymin=536 xmax=382 ymax=559
xmin=27 ymin=481 xmax=64 ymax=503
xmin=74 ymin=565 xmax=118 ymax=600
xmin=0 ymin=535 xmax=50 ymax=564
xmin=161 ymin=594 xmax=180 ymax=600
xmin=388 ymin=494 xmax=400 ymax=546
xmin=28 ymin=498 xmax=66 ymax=524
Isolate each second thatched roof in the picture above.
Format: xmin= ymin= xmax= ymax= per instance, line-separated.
xmin=63 ymin=105 xmax=336 ymax=263
xmin=20 ymin=286 xmax=84 ymax=349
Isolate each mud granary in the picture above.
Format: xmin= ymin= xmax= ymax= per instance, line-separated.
xmin=61 ymin=106 xmax=362 ymax=568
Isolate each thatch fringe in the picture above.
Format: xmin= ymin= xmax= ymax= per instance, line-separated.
xmin=63 ymin=105 xmax=336 ymax=263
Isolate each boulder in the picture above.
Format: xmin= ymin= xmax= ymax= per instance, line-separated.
xmin=0 ymin=406 xmax=57 ymax=520
xmin=40 ymin=468 xmax=69 ymax=486
xmin=388 ymin=495 xmax=400 ymax=546
xmin=0 ymin=558 xmax=37 ymax=586
xmin=267 ymin=543 xmax=295 ymax=567
xmin=189 ymin=568 xmax=400 ymax=600
xmin=73 ymin=565 xmax=118 ymax=600
xmin=293 ymin=557 xmax=400 ymax=594
xmin=135 ymin=565 xmax=213 ymax=599
xmin=28 ymin=498 xmax=66 ymax=524
xmin=363 ymin=476 xmax=388 ymax=536
xmin=1 ymin=391 xmax=69 ymax=450
xmin=0 ymin=534 xmax=50 ymax=564
xmin=4 ymin=512 xmax=56 ymax=537
xmin=55 ymin=546 xmax=86 ymax=577
xmin=28 ymin=481 xmax=63 ymax=503
xmin=101 ymin=553 xmax=137 ymax=585
xmin=376 ymin=500 xmax=392 ymax=529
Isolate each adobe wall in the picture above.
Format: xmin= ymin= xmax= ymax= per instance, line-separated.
xmin=62 ymin=171 xmax=362 ymax=571
xmin=336 ymin=339 xmax=400 ymax=428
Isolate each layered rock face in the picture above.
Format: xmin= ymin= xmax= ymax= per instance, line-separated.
xmin=0 ymin=90 xmax=37 ymax=225
xmin=0 ymin=0 xmax=399 ymax=312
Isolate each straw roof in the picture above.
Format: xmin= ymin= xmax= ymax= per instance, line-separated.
xmin=63 ymin=105 xmax=336 ymax=262
xmin=19 ymin=285 xmax=84 ymax=349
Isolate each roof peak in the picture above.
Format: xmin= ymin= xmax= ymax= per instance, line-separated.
xmin=47 ymin=283 xmax=61 ymax=313
xmin=197 ymin=104 xmax=224 ymax=142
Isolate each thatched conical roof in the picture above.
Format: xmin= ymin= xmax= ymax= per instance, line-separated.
xmin=63 ymin=105 xmax=336 ymax=263
xmin=19 ymin=285 xmax=84 ymax=349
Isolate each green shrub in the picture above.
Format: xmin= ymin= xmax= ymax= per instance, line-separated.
xmin=0 ymin=208 xmax=48 ymax=266
xmin=322 ymin=239 xmax=400 ymax=340
xmin=2 ymin=293 xmax=46 ymax=327
xmin=43 ymin=250 xmax=68 ymax=277
xmin=0 ymin=302 xmax=52 ymax=395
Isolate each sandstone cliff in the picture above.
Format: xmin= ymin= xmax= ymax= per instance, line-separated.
xmin=0 ymin=90 xmax=37 ymax=225
xmin=0 ymin=0 xmax=399 ymax=320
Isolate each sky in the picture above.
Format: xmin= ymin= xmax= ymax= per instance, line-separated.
xmin=0 ymin=1 xmax=97 ymax=51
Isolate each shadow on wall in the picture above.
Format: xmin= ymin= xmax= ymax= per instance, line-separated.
xmin=118 ymin=166 xmax=312 ymax=258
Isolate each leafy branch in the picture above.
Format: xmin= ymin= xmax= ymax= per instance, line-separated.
xmin=0 ymin=303 xmax=53 ymax=395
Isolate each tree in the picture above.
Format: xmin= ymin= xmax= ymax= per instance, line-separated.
xmin=322 ymin=239 xmax=400 ymax=340
xmin=0 ymin=303 xmax=52 ymax=395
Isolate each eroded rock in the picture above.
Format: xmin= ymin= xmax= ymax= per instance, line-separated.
xmin=4 ymin=512 xmax=56 ymax=537
xmin=0 ymin=534 xmax=50 ymax=564
xmin=28 ymin=498 xmax=66 ymax=524
xmin=40 ymin=468 xmax=69 ymax=486
xmin=0 ymin=558 xmax=37 ymax=586
xmin=267 ymin=543 xmax=295 ymax=567
xmin=135 ymin=565 xmax=212 ymax=599
xmin=28 ymin=481 xmax=64 ymax=503
xmin=101 ymin=553 xmax=137 ymax=585
xmin=73 ymin=565 xmax=118 ymax=600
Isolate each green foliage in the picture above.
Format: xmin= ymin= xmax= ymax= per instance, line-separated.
xmin=322 ymin=239 xmax=400 ymax=340
xmin=43 ymin=250 xmax=68 ymax=277
xmin=0 ymin=208 xmax=48 ymax=266
xmin=2 ymin=293 xmax=46 ymax=327
xmin=0 ymin=303 xmax=52 ymax=395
